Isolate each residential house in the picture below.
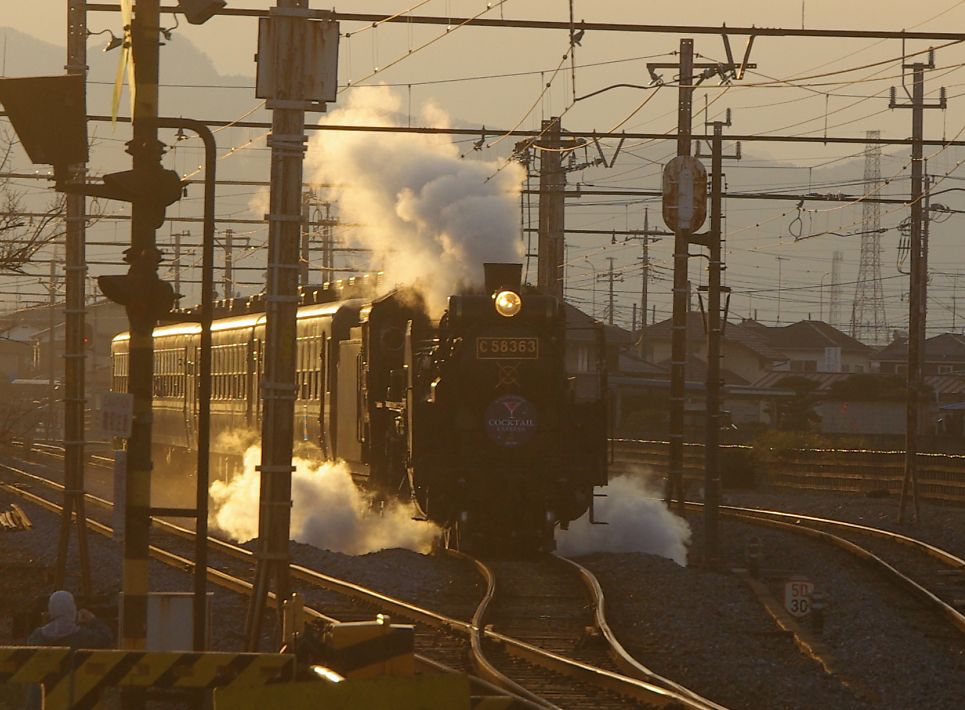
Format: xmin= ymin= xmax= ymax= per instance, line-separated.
xmin=639 ymin=312 xmax=788 ymax=385
xmin=875 ymin=332 xmax=965 ymax=376
xmin=747 ymin=320 xmax=873 ymax=374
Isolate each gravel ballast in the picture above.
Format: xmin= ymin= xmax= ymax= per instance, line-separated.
xmin=3 ymin=464 xmax=964 ymax=710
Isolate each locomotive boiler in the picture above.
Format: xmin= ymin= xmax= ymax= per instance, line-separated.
xmin=110 ymin=263 xmax=608 ymax=550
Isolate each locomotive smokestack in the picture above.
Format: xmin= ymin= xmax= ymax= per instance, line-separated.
xmin=484 ymin=263 xmax=522 ymax=294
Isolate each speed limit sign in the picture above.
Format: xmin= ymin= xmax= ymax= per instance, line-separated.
xmin=784 ymin=576 xmax=814 ymax=617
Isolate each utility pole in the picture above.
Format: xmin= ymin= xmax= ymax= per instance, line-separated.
xmin=830 ymin=250 xmax=843 ymax=327
xmin=322 ymin=201 xmax=333 ymax=278
xmin=640 ymin=210 xmax=650 ymax=353
xmin=47 ymin=252 xmax=58 ymax=441
xmin=536 ymin=117 xmax=568 ymax=297
xmin=698 ymin=110 xmax=739 ymax=568
xmin=627 ymin=209 xmax=673 ymax=356
xmin=172 ymin=230 xmax=185 ymax=307
xmin=223 ymin=228 xmax=234 ymax=298
xmin=300 ymin=190 xmax=311 ymax=286
xmin=776 ymin=256 xmax=788 ymax=324
xmin=598 ymin=256 xmax=624 ymax=325
xmin=246 ymin=0 xmax=317 ymax=649
xmin=892 ymin=51 xmax=945 ymax=525
xmin=668 ymin=38 xmax=695 ymax=514
xmin=641 ymin=215 xmax=649 ymax=332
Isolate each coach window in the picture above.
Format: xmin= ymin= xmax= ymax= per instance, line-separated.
xmin=216 ymin=347 xmax=225 ymax=399
xmin=312 ymin=336 xmax=325 ymax=399
xmin=308 ymin=337 xmax=317 ymax=399
xmin=319 ymin=336 xmax=327 ymax=398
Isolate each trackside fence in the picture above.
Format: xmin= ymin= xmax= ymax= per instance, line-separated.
xmin=612 ymin=438 xmax=965 ymax=504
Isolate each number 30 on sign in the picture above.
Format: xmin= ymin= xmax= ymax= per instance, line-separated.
xmin=784 ymin=576 xmax=814 ymax=617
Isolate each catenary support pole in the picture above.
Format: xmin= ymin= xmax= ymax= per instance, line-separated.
xmin=56 ymin=0 xmax=92 ymax=597
xmin=224 ymin=227 xmax=234 ymax=298
xmin=900 ymin=64 xmax=925 ymax=525
xmin=702 ymin=116 xmax=739 ymax=568
xmin=640 ymin=209 xmax=649 ymax=351
xmin=894 ymin=57 xmax=944 ymax=524
xmin=668 ymin=38 xmax=694 ymax=515
xmin=246 ymin=0 xmax=310 ymax=650
xmin=537 ymin=117 xmax=565 ymax=297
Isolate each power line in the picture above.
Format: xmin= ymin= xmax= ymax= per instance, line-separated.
xmin=84 ymin=4 xmax=965 ymax=40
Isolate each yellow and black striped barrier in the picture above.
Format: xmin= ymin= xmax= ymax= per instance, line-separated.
xmin=214 ymin=673 xmax=532 ymax=709
xmin=320 ymin=615 xmax=414 ymax=679
xmin=0 ymin=646 xmax=294 ymax=709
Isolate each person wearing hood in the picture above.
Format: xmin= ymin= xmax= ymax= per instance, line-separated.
xmin=25 ymin=590 xmax=113 ymax=709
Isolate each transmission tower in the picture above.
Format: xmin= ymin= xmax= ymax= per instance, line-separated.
xmin=850 ymin=130 xmax=888 ymax=344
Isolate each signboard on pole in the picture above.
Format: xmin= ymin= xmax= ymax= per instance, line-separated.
xmin=784 ymin=575 xmax=814 ymax=617
xmin=256 ymin=15 xmax=340 ymax=103
xmin=662 ymin=155 xmax=708 ymax=233
xmin=100 ymin=391 xmax=133 ymax=438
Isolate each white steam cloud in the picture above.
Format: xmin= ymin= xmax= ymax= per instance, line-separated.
xmin=306 ymin=86 xmax=525 ymax=314
xmin=556 ymin=473 xmax=692 ymax=565
xmin=210 ymin=446 xmax=440 ymax=555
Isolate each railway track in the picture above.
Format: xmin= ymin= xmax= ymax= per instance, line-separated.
xmin=688 ymin=502 xmax=965 ymax=639
xmin=466 ymin=553 xmax=728 ymax=709
xmin=0 ymin=453 xmax=724 ymax=709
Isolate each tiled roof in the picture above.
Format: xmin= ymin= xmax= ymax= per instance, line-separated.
xmin=767 ymin=320 xmax=871 ymax=354
xmin=874 ymin=332 xmax=965 ymax=362
xmin=654 ymin=352 xmax=750 ymax=386
xmin=617 ymin=352 xmax=667 ymax=375
xmin=642 ymin=312 xmax=788 ymax=362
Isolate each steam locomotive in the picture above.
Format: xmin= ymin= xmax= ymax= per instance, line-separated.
xmin=110 ymin=263 xmax=608 ymax=549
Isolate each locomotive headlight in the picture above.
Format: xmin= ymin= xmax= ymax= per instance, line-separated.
xmin=494 ymin=290 xmax=522 ymax=317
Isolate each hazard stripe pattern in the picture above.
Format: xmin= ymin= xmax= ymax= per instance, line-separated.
xmin=327 ymin=628 xmax=413 ymax=675
xmin=0 ymin=647 xmax=293 ymax=707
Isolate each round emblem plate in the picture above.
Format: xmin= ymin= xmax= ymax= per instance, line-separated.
xmin=484 ymin=394 xmax=538 ymax=448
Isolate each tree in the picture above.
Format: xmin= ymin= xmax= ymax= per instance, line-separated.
xmin=774 ymin=375 xmax=822 ymax=433
xmin=0 ymin=125 xmax=67 ymax=273
xmin=828 ymin=373 xmax=931 ymax=402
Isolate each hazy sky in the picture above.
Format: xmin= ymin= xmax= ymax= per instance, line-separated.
xmin=4 ymin=2 xmax=965 ymax=334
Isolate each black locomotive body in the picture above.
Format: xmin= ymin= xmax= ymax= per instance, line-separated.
xmin=110 ymin=263 xmax=608 ymax=549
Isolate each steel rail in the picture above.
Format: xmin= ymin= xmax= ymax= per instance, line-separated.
xmin=458 ymin=551 xmax=556 ymax=709
xmin=0 ymin=460 xmax=543 ymax=705
xmin=557 ymin=554 xmax=731 ymax=710
xmin=1 ymin=455 xmax=725 ymax=709
xmin=686 ymin=501 xmax=965 ymax=637
xmin=1 ymin=454 xmax=472 ymax=633
xmin=465 ymin=552 xmax=729 ymax=709
xmin=716 ymin=504 xmax=965 ymax=570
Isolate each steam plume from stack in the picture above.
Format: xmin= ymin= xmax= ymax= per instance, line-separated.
xmin=306 ymin=86 xmax=524 ymax=314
